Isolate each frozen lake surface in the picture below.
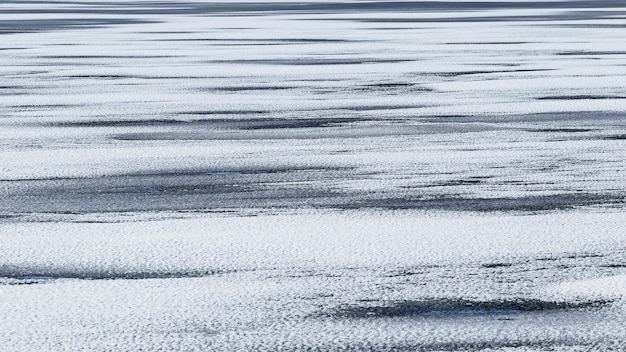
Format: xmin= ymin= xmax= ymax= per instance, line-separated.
xmin=1 ymin=0 xmax=625 ymax=350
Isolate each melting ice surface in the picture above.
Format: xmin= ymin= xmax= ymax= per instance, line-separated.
xmin=1 ymin=0 xmax=626 ymax=351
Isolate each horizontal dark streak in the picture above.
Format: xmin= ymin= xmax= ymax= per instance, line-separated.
xmin=432 ymin=69 xmax=552 ymax=77
xmin=525 ymin=128 xmax=595 ymax=133
xmin=316 ymin=12 xmax=625 ymax=23
xmin=603 ymin=135 xmax=626 ymax=140
xmin=0 ymin=269 xmax=233 ymax=282
xmin=557 ymin=51 xmax=626 ymax=56
xmin=179 ymin=110 xmax=270 ymax=116
xmin=2 ymin=173 xmax=623 ymax=213
xmin=537 ymin=95 xmax=626 ymax=100
xmin=446 ymin=42 xmax=530 ymax=45
xmin=1 ymin=1 xmax=625 ymax=16
xmin=50 ymin=117 xmax=370 ymax=129
xmin=0 ymin=18 xmax=157 ymax=34
xmin=344 ymin=194 xmax=626 ymax=212
xmin=205 ymin=58 xmax=415 ymax=66
xmin=331 ymin=298 xmax=609 ymax=319
xmin=37 ymin=55 xmax=174 ymax=59
xmin=152 ymin=38 xmax=355 ymax=43
xmin=197 ymin=86 xmax=298 ymax=92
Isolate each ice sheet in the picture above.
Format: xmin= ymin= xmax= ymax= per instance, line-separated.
xmin=1 ymin=0 xmax=625 ymax=350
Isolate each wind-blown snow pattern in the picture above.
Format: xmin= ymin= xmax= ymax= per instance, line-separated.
xmin=1 ymin=0 xmax=625 ymax=351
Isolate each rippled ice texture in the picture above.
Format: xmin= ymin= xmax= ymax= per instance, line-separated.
xmin=1 ymin=0 xmax=625 ymax=351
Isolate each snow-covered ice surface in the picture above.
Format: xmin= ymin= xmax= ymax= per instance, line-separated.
xmin=1 ymin=0 xmax=626 ymax=350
